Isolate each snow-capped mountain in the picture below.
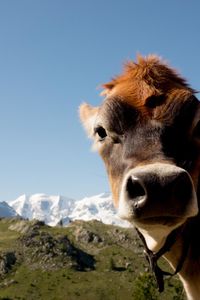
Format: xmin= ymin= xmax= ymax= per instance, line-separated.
xmin=0 ymin=201 xmax=18 ymax=218
xmin=67 ymin=193 xmax=131 ymax=227
xmin=8 ymin=193 xmax=132 ymax=228
xmin=9 ymin=194 xmax=75 ymax=226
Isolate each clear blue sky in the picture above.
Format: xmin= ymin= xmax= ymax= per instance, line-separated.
xmin=0 ymin=0 xmax=199 ymax=201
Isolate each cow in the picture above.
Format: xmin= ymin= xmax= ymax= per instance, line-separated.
xmin=79 ymin=55 xmax=200 ymax=300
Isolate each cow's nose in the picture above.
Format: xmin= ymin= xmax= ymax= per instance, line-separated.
xmin=126 ymin=171 xmax=191 ymax=208
xmin=119 ymin=163 xmax=198 ymax=220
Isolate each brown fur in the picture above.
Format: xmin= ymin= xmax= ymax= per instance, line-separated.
xmin=102 ymin=55 xmax=195 ymax=96
xmin=102 ymin=55 xmax=196 ymax=122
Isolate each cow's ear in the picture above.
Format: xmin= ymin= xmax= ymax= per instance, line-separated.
xmin=192 ymin=102 xmax=200 ymax=144
xmin=79 ymin=103 xmax=99 ymax=138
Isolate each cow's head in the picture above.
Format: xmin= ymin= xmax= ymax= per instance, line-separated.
xmin=80 ymin=55 xmax=200 ymax=251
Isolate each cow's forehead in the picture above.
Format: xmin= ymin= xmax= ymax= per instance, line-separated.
xmin=97 ymin=96 xmax=140 ymax=134
xmin=98 ymin=86 xmax=196 ymax=131
xmin=102 ymin=81 xmax=152 ymax=110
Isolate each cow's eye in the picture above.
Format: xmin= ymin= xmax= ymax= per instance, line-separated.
xmin=95 ymin=126 xmax=107 ymax=141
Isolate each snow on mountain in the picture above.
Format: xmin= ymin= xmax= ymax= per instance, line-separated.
xmin=0 ymin=201 xmax=18 ymax=218
xmin=9 ymin=194 xmax=75 ymax=226
xmin=68 ymin=193 xmax=131 ymax=227
xmin=8 ymin=193 xmax=132 ymax=228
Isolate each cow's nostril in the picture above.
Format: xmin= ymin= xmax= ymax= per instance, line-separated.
xmin=126 ymin=177 xmax=146 ymax=200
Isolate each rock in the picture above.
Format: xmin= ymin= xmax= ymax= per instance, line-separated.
xmin=0 ymin=252 xmax=16 ymax=276
xmin=9 ymin=219 xmax=45 ymax=234
xmin=20 ymin=229 xmax=96 ymax=271
xmin=74 ymin=228 xmax=103 ymax=244
xmin=0 ymin=279 xmax=18 ymax=287
xmin=9 ymin=220 xmax=31 ymax=234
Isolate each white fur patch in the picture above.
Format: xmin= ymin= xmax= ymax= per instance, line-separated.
xmin=137 ymin=221 xmax=184 ymax=252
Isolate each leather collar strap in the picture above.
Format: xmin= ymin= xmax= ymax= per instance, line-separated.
xmin=135 ymin=226 xmax=189 ymax=292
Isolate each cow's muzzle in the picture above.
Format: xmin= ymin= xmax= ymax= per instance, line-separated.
xmin=118 ymin=163 xmax=198 ymax=222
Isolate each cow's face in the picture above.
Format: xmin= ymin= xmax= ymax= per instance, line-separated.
xmin=80 ymin=55 xmax=200 ymax=251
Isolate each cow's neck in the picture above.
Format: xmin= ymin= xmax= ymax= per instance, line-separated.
xmin=179 ymin=262 xmax=200 ymax=300
xmin=164 ymin=175 xmax=200 ymax=300
xmin=163 ymin=211 xmax=200 ymax=300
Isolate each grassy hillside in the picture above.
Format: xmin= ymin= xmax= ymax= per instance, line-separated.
xmin=0 ymin=218 xmax=186 ymax=300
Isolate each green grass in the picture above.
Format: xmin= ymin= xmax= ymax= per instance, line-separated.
xmin=0 ymin=219 xmax=21 ymax=251
xmin=0 ymin=218 xmax=186 ymax=300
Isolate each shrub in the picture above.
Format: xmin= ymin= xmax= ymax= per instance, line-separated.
xmin=132 ymin=272 xmax=159 ymax=300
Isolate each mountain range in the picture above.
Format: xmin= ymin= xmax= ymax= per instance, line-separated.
xmin=2 ymin=193 xmax=131 ymax=228
xmin=0 ymin=201 xmax=18 ymax=218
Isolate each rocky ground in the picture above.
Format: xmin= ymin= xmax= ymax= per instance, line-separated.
xmin=0 ymin=218 xmax=185 ymax=300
